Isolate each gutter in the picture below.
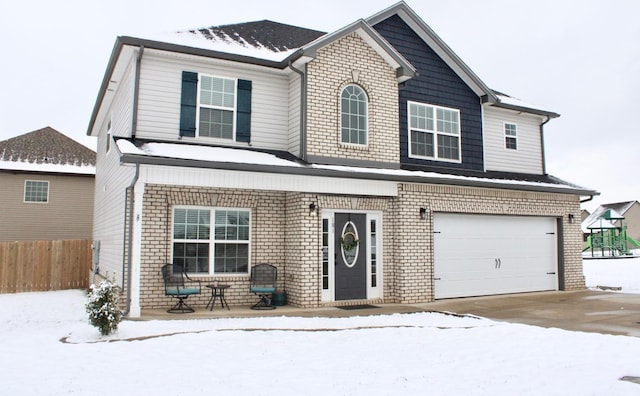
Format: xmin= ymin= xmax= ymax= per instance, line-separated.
xmin=288 ymin=61 xmax=307 ymax=160
xmin=540 ymin=116 xmax=550 ymax=174
xmin=122 ymin=162 xmax=140 ymax=317
xmin=119 ymin=152 xmax=598 ymax=197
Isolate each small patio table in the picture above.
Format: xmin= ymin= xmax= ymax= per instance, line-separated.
xmin=206 ymin=284 xmax=230 ymax=311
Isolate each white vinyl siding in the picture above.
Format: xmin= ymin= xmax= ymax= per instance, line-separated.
xmin=136 ymin=50 xmax=290 ymax=150
xmin=483 ymin=106 xmax=544 ymax=174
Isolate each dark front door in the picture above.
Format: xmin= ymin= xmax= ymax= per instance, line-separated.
xmin=335 ymin=213 xmax=367 ymax=300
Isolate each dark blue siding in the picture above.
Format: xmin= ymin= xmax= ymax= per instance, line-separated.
xmin=374 ymin=15 xmax=484 ymax=171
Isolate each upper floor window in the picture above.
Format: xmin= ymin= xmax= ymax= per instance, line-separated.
xmin=172 ymin=207 xmax=250 ymax=275
xmin=341 ymin=85 xmax=368 ymax=145
xmin=179 ymin=71 xmax=252 ymax=143
xmin=505 ymin=123 xmax=517 ymax=150
xmin=408 ymin=101 xmax=461 ymax=162
xmin=24 ymin=180 xmax=49 ymax=203
xmin=198 ymin=75 xmax=236 ymax=140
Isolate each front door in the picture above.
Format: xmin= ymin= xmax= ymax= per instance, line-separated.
xmin=334 ymin=213 xmax=367 ymax=300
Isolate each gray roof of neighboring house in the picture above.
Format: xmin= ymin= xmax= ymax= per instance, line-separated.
xmin=184 ymin=20 xmax=326 ymax=52
xmin=581 ymin=201 xmax=639 ymax=232
xmin=0 ymin=127 xmax=95 ymax=167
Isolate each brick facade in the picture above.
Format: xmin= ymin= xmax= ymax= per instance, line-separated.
xmin=134 ymin=182 xmax=584 ymax=311
xmin=305 ymin=32 xmax=400 ymax=164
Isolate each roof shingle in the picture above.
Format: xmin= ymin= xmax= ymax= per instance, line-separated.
xmin=0 ymin=127 xmax=95 ymax=167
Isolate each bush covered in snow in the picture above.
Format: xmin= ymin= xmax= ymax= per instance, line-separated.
xmin=86 ymin=280 xmax=123 ymax=336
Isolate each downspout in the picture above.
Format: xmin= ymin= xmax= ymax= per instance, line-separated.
xmin=122 ymin=163 xmax=140 ymax=317
xmin=121 ymin=45 xmax=144 ymax=316
xmin=540 ymin=115 xmax=550 ymax=174
xmin=289 ymin=61 xmax=307 ymax=161
xmin=580 ymin=195 xmax=594 ymax=204
xmin=131 ymin=45 xmax=144 ymax=139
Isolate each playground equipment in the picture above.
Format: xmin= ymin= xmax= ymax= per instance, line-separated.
xmin=583 ymin=209 xmax=640 ymax=257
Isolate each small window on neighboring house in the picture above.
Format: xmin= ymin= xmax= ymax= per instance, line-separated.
xmin=408 ymin=101 xmax=461 ymax=162
xmin=505 ymin=123 xmax=517 ymax=150
xmin=24 ymin=180 xmax=49 ymax=203
xmin=341 ymin=85 xmax=368 ymax=145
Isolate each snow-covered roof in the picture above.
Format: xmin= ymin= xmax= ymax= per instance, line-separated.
xmin=0 ymin=127 xmax=95 ymax=175
xmin=116 ymin=140 xmax=593 ymax=195
xmin=142 ymin=20 xmax=326 ymax=63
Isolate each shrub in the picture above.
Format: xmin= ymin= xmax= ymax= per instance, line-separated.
xmin=86 ymin=280 xmax=123 ymax=336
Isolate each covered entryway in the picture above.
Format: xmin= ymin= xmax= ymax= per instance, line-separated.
xmin=433 ymin=213 xmax=558 ymax=299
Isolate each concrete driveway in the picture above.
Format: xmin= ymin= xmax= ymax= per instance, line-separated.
xmin=419 ymin=290 xmax=640 ymax=337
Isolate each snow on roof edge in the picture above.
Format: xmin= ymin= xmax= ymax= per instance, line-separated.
xmin=0 ymin=160 xmax=95 ymax=175
xmin=116 ymin=140 xmax=591 ymax=194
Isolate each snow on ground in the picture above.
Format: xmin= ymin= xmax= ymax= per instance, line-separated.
xmin=1 ymin=259 xmax=640 ymax=395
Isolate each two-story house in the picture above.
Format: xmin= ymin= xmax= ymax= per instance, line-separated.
xmin=0 ymin=127 xmax=95 ymax=242
xmin=87 ymin=1 xmax=596 ymax=317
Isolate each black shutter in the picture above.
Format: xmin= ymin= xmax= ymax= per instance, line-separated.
xmin=236 ymin=79 xmax=252 ymax=143
xmin=179 ymin=71 xmax=198 ymax=137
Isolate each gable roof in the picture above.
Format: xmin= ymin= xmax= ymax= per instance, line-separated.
xmin=367 ymin=2 xmax=558 ymax=118
xmin=581 ymin=201 xmax=639 ymax=232
xmin=0 ymin=127 xmax=95 ymax=175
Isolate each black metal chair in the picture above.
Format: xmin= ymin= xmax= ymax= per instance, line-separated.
xmin=161 ymin=264 xmax=202 ymax=313
xmin=249 ymin=264 xmax=277 ymax=310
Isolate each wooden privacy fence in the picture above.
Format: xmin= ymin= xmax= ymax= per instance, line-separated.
xmin=0 ymin=239 xmax=92 ymax=294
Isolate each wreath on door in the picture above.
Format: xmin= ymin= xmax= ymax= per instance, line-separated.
xmin=341 ymin=231 xmax=359 ymax=251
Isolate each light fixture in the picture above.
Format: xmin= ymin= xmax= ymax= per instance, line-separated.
xmin=568 ymin=213 xmax=575 ymax=224
xmin=309 ymin=202 xmax=318 ymax=216
xmin=419 ymin=207 xmax=427 ymax=220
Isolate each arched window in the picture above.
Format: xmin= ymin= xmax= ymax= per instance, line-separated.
xmin=340 ymin=85 xmax=368 ymax=145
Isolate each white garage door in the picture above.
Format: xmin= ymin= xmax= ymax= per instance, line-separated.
xmin=433 ymin=213 xmax=558 ymax=299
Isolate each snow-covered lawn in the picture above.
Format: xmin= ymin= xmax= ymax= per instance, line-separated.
xmin=1 ymin=259 xmax=639 ymax=395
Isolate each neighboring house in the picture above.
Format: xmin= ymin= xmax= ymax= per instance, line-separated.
xmin=0 ymin=127 xmax=95 ymax=241
xmin=580 ymin=209 xmax=590 ymax=223
xmin=582 ymin=201 xmax=640 ymax=241
xmin=87 ymin=1 xmax=596 ymax=317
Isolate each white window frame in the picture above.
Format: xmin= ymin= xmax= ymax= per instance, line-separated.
xmin=171 ymin=206 xmax=251 ymax=276
xmin=408 ymin=101 xmax=462 ymax=163
xmin=504 ymin=122 xmax=518 ymax=150
xmin=195 ymin=74 xmax=238 ymax=141
xmin=24 ymin=180 xmax=49 ymax=203
xmin=340 ymin=84 xmax=369 ymax=146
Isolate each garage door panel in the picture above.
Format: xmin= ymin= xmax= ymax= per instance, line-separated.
xmin=434 ymin=213 xmax=558 ymax=299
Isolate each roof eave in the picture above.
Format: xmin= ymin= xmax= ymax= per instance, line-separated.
xmin=491 ymin=102 xmax=561 ymax=118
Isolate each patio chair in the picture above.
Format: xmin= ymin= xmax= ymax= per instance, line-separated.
xmin=249 ymin=263 xmax=277 ymax=310
xmin=161 ymin=264 xmax=202 ymax=313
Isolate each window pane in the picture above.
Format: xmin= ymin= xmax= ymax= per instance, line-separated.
xmin=411 ymin=130 xmax=434 ymax=157
xmin=214 ymin=243 xmax=248 ymax=273
xmin=437 ymin=135 xmax=460 ymax=160
xmin=172 ymin=242 xmax=209 ymax=273
xmin=341 ymin=85 xmax=367 ymax=144
xmin=24 ymin=181 xmax=48 ymax=203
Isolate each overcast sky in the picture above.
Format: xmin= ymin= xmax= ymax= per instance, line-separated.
xmin=1 ymin=0 xmax=638 ymax=211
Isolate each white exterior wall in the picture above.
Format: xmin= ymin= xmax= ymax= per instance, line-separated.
xmin=136 ymin=49 xmax=291 ymax=151
xmin=92 ymin=60 xmax=137 ymax=286
xmin=288 ymin=72 xmax=301 ymax=156
xmin=135 ymin=165 xmax=398 ymax=197
xmin=483 ymin=106 xmax=545 ymax=174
